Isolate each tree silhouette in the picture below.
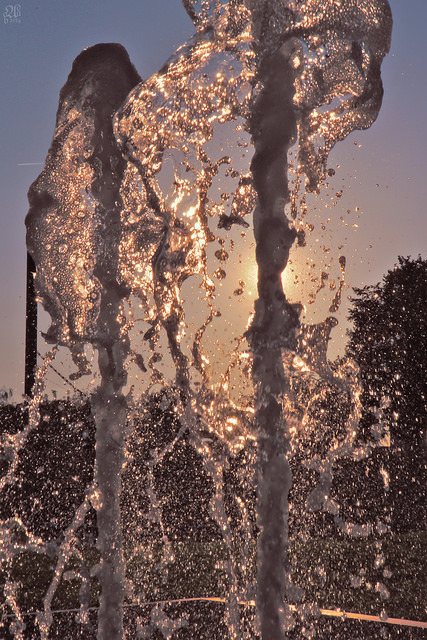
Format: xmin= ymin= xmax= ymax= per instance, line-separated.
xmin=346 ymin=256 xmax=427 ymax=532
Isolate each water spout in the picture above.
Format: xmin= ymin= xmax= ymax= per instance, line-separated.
xmin=20 ymin=2 xmax=392 ymax=639
xmin=247 ymin=37 xmax=302 ymax=639
xmin=26 ymin=43 xmax=141 ymax=639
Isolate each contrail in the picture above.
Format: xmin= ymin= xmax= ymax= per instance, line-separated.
xmin=17 ymin=162 xmax=43 ymax=166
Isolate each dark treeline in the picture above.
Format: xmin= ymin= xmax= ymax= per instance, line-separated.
xmin=1 ymin=257 xmax=426 ymax=542
xmin=0 ymin=256 xmax=426 ymax=638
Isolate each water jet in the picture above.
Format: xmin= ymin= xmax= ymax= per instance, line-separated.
xmin=2 ymin=2 xmax=398 ymax=638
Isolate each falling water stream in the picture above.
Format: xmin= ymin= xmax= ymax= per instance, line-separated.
xmin=3 ymin=1 xmax=394 ymax=639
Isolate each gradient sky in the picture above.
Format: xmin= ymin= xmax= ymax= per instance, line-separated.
xmin=1 ymin=0 xmax=426 ymax=397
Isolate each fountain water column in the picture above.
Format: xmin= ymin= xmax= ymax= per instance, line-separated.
xmin=249 ymin=38 xmax=302 ymax=639
xmin=22 ymin=2 xmax=393 ymax=637
xmin=25 ymin=44 xmax=142 ymax=640
xmin=92 ymin=346 xmax=127 ymax=640
xmin=85 ymin=64 xmax=133 ymax=638
xmin=90 ymin=146 xmax=129 ymax=640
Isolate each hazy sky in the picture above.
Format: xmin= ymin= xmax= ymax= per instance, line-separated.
xmin=1 ymin=0 xmax=426 ymax=397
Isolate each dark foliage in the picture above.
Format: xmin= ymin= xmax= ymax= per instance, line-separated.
xmin=121 ymin=390 xmax=223 ymax=544
xmin=346 ymin=256 xmax=427 ymax=532
xmin=0 ymin=399 xmax=96 ymax=541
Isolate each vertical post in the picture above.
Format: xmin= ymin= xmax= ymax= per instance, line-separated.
xmin=25 ymin=252 xmax=38 ymax=398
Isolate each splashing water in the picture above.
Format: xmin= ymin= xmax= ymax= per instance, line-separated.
xmin=13 ymin=1 xmax=393 ymax=639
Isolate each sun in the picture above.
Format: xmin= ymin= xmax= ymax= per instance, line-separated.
xmin=238 ymin=248 xmax=298 ymax=301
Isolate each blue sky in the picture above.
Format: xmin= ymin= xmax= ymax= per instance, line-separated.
xmin=0 ymin=0 xmax=426 ymax=396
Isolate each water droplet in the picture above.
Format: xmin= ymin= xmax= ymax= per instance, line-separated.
xmin=214 ymin=268 xmax=226 ymax=280
xmin=215 ymin=248 xmax=229 ymax=261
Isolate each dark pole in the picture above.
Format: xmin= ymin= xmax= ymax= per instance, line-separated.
xmin=25 ymin=252 xmax=38 ymax=397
